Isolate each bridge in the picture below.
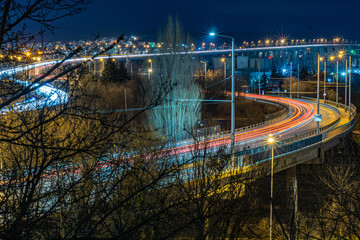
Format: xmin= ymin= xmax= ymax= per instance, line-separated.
xmin=22 ymin=42 xmax=360 ymax=83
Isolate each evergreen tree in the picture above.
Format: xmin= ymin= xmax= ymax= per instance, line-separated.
xmin=270 ymin=66 xmax=280 ymax=79
xmin=300 ymin=67 xmax=310 ymax=80
xmin=101 ymin=59 xmax=129 ymax=83
xmin=119 ymin=61 xmax=130 ymax=81
xmin=260 ymin=72 xmax=269 ymax=90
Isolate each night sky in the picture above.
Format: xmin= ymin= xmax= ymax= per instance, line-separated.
xmin=45 ymin=0 xmax=360 ymax=42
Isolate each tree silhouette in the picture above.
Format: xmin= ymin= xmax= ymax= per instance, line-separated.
xmin=101 ymin=59 xmax=129 ymax=83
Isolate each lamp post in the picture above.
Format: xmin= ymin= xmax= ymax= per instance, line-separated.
xmin=210 ymin=32 xmax=235 ymax=155
xmin=349 ymin=55 xmax=352 ymax=118
xmin=148 ymin=59 xmax=153 ymax=80
xmin=316 ymin=54 xmax=321 ymax=134
xmin=201 ymin=61 xmax=207 ymax=81
xmin=336 ymin=55 xmax=340 ymax=107
xmin=221 ymin=57 xmax=226 ymax=79
xmin=345 ymin=59 xmax=348 ymax=111
xmin=258 ymin=63 xmax=261 ymax=95
xmin=268 ymin=136 xmax=275 ymax=240
xmin=297 ymin=63 xmax=300 ymax=98
xmin=290 ymin=62 xmax=292 ymax=99
xmin=323 ymin=60 xmax=326 ymax=102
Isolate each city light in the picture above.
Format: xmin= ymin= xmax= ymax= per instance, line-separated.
xmin=268 ymin=136 xmax=275 ymax=144
xmin=209 ymin=32 xmax=215 ymax=36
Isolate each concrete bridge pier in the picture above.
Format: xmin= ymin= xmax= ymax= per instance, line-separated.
xmin=286 ymin=165 xmax=298 ymax=239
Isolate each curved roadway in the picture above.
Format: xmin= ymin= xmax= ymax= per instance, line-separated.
xmin=0 ymin=59 xmax=344 ymax=163
xmin=163 ymin=94 xmax=341 ymax=158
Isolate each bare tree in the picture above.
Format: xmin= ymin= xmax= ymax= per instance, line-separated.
xmin=146 ymin=16 xmax=203 ymax=142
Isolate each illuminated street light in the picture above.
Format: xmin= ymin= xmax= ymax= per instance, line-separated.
xmin=221 ymin=57 xmax=226 ymax=79
xmin=148 ymin=59 xmax=153 ymax=80
xmin=333 ymin=53 xmax=344 ymax=107
xmin=349 ymin=54 xmax=352 ymax=119
xmin=290 ymin=62 xmax=293 ymax=99
xmin=316 ymin=54 xmax=321 ymax=134
xmin=210 ymin=32 xmax=235 ymax=159
xmin=268 ymin=135 xmax=275 ymax=240
xmin=345 ymin=59 xmax=348 ymax=111
xmin=200 ymin=61 xmax=207 ymax=80
xmin=323 ymin=60 xmax=326 ymax=102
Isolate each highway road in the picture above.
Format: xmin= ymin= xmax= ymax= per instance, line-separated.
xmin=162 ymin=94 xmax=341 ymax=159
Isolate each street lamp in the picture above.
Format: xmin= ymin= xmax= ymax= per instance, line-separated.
xmin=268 ymin=135 xmax=275 ymax=240
xmin=148 ymin=59 xmax=153 ymax=80
xmin=290 ymin=62 xmax=293 ymax=99
xmin=316 ymin=54 xmax=321 ymax=134
xmin=332 ymin=54 xmax=342 ymax=107
xmin=345 ymin=59 xmax=348 ymax=111
xmin=210 ymin=32 xmax=235 ymax=156
xmin=349 ymin=55 xmax=352 ymax=118
xmin=221 ymin=57 xmax=226 ymax=79
xmin=323 ymin=60 xmax=326 ymax=102
xmin=200 ymin=61 xmax=207 ymax=80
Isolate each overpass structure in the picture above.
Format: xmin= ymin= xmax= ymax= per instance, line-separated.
xmin=24 ymin=42 xmax=360 ymax=83
xmin=27 ymin=42 xmax=360 ymax=71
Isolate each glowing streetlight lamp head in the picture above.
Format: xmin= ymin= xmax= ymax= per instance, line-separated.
xmin=148 ymin=59 xmax=152 ymax=63
xmin=338 ymin=54 xmax=343 ymax=59
xmin=221 ymin=58 xmax=225 ymax=62
xmin=319 ymin=57 xmax=324 ymax=61
xmin=268 ymin=137 xmax=275 ymax=144
xmin=148 ymin=69 xmax=152 ymax=73
xmin=330 ymin=56 xmax=335 ymax=61
xmin=209 ymin=32 xmax=215 ymax=36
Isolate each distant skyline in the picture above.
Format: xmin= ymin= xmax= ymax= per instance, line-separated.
xmin=36 ymin=0 xmax=360 ymax=42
